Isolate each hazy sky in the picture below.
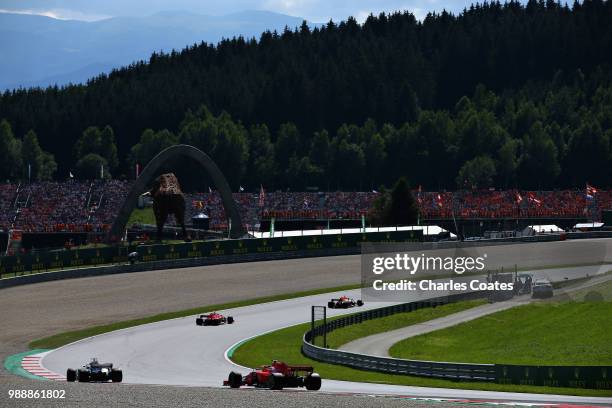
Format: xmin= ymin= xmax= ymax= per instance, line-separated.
xmin=0 ymin=0 xmax=475 ymax=22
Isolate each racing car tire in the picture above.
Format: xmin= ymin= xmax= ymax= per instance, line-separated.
xmin=268 ymin=373 xmax=284 ymax=390
xmin=111 ymin=369 xmax=123 ymax=383
xmin=77 ymin=369 xmax=90 ymax=382
xmin=227 ymin=371 xmax=242 ymax=388
xmin=327 ymin=301 xmax=335 ymax=308
xmin=304 ymin=373 xmax=321 ymax=391
xmin=196 ymin=318 xmax=203 ymax=326
xmin=66 ymin=369 xmax=76 ymax=382
xmin=356 ymin=300 xmax=364 ymax=307
xmin=227 ymin=316 xmax=234 ymax=324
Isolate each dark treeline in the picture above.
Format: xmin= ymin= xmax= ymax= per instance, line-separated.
xmin=128 ymin=69 xmax=611 ymax=191
xmin=0 ymin=0 xmax=611 ymax=189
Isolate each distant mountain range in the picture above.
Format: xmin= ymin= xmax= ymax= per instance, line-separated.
xmin=0 ymin=10 xmax=317 ymax=90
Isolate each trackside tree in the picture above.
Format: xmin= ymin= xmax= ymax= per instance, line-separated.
xmin=0 ymin=119 xmax=57 ymax=182
xmin=369 ymin=177 xmax=419 ymax=226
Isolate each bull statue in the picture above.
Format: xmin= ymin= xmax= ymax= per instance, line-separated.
xmin=142 ymin=173 xmax=188 ymax=241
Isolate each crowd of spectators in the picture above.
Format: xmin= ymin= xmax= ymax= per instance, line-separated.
xmin=0 ymin=180 xmax=131 ymax=233
xmin=418 ymin=189 xmax=611 ymax=220
xmin=0 ymin=181 xmax=610 ymax=233
xmin=0 ymin=184 xmax=17 ymax=230
xmin=86 ymin=180 xmax=132 ymax=230
xmin=184 ymin=191 xmax=377 ymax=230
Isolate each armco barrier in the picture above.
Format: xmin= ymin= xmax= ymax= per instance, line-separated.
xmin=496 ymin=364 xmax=612 ymax=389
xmin=303 ymin=339 xmax=496 ymax=380
xmin=3 ymin=230 xmax=609 ymax=278
xmin=301 ymin=293 xmax=612 ymax=389
xmin=0 ymin=230 xmax=423 ymax=288
xmin=0 ymin=230 xmax=422 ymax=276
xmin=303 ymin=292 xmax=496 ymax=381
xmin=0 ymin=247 xmax=358 ymax=289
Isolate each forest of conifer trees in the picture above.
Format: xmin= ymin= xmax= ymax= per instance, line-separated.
xmin=0 ymin=0 xmax=610 ymax=189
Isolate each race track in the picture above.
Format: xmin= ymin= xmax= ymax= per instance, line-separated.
xmin=39 ymin=264 xmax=612 ymax=405
xmin=2 ymin=238 xmax=612 ymax=407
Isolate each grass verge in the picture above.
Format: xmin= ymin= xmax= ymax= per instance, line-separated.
xmin=29 ymin=284 xmax=361 ymax=349
xmin=558 ymin=277 xmax=612 ymax=301
xmin=231 ymin=303 xmax=612 ymax=397
xmin=389 ymin=302 xmax=612 ymax=366
xmin=325 ymin=299 xmax=486 ymax=349
xmin=127 ymin=207 xmax=156 ymax=225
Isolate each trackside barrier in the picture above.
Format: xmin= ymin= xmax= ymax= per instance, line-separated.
xmin=0 ymin=248 xmax=358 ymax=289
xmin=495 ymin=364 xmax=612 ymax=389
xmin=303 ymin=292 xmax=496 ymax=381
xmin=302 ymin=293 xmax=612 ymax=389
xmin=566 ymin=231 xmax=612 ymax=240
xmin=3 ymin=230 xmax=609 ymax=278
xmin=0 ymin=230 xmax=423 ymax=288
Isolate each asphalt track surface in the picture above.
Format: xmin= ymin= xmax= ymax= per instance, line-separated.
xmin=37 ymin=265 xmax=612 ymax=406
xmin=41 ymin=289 xmax=396 ymax=386
xmin=1 ymin=238 xmax=611 ymax=407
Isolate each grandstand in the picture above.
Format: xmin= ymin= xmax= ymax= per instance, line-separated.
xmin=0 ymin=181 xmax=610 ymax=238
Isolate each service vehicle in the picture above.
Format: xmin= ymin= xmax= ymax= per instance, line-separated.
xmin=196 ymin=312 xmax=234 ymax=326
xmin=224 ymin=360 xmax=321 ymax=390
xmin=327 ymin=296 xmax=363 ymax=309
xmin=66 ymin=358 xmax=122 ymax=383
xmin=515 ymin=273 xmax=533 ymax=295
xmin=532 ymin=279 xmax=554 ymax=298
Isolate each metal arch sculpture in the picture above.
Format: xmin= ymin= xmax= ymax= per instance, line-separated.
xmin=108 ymin=144 xmax=245 ymax=241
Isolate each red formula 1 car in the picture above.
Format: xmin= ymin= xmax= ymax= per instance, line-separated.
xmin=196 ymin=312 xmax=234 ymax=326
xmin=224 ymin=360 xmax=321 ymax=390
xmin=328 ymin=295 xmax=364 ymax=309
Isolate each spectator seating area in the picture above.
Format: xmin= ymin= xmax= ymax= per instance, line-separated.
xmin=0 ymin=181 xmax=610 ymax=233
xmin=417 ymin=190 xmax=610 ymax=220
xmin=0 ymin=181 xmax=131 ymax=233
xmin=185 ymin=191 xmax=377 ymax=230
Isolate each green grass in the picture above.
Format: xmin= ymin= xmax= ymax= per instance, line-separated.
xmin=389 ymin=302 xmax=612 ymax=366
xmin=560 ymin=278 xmax=612 ymax=301
xmin=232 ymin=300 xmax=612 ymax=397
xmin=29 ymin=283 xmax=361 ymax=350
xmin=325 ymin=299 xmax=486 ymax=349
xmin=231 ymin=313 xmax=611 ymax=396
xmin=127 ymin=207 xmax=156 ymax=226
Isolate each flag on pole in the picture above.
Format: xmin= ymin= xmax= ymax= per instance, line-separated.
xmin=586 ymin=183 xmax=598 ymax=199
xmin=258 ymin=185 xmax=265 ymax=208
xmin=527 ymin=192 xmax=541 ymax=206
xmin=515 ymin=192 xmax=523 ymax=204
